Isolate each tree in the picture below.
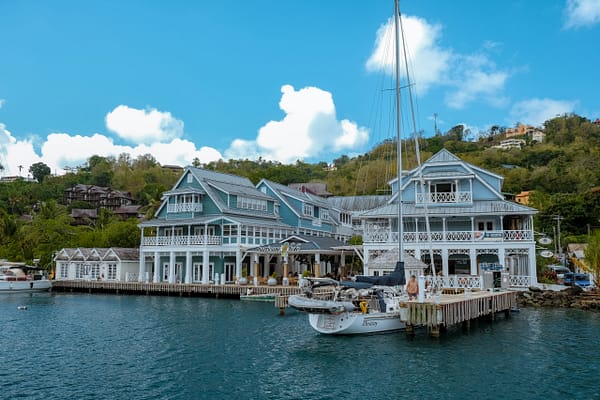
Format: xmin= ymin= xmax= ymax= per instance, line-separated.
xmin=584 ymin=230 xmax=600 ymax=287
xmin=29 ymin=162 xmax=51 ymax=183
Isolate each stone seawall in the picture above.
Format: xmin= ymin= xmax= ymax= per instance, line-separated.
xmin=518 ymin=286 xmax=600 ymax=310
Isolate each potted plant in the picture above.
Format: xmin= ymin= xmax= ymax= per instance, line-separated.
xmin=267 ymin=272 xmax=277 ymax=286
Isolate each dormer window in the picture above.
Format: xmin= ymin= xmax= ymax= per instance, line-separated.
xmin=320 ymin=209 xmax=330 ymax=221
xmin=238 ymin=196 xmax=267 ymax=212
xmin=303 ymin=203 xmax=314 ymax=217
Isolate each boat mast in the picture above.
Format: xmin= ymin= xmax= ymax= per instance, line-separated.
xmin=394 ymin=0 xmax=403 ymax=264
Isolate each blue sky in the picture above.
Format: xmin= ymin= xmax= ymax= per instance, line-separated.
xmin=1 ymin=0 xmax=599 ymax=176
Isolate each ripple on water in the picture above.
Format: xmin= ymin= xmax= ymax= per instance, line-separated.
xmin=1 ymin=294 xmax=599 ymax=399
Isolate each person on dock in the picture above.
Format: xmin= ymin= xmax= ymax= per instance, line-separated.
xmin=406 ymin=275 xmax=418 ymax=300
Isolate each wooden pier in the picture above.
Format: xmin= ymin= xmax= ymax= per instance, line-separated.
xmin=401 ymin=289 xmax=518 ymax=336
xmin=51 ymin=280 xmax=302 ymax=298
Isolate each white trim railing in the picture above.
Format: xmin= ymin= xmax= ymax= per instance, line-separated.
xmin=426 ymin=274 xmax=530 ymax=289
xmin=416 ymin=191 xmax=472 ymax=204
xmin=364 ymin=229 xmax=533 ymax=243
xmin=167 ymin=203 xmax=203 ymax=213
xmin=142 ymin=235 xmax=223 ymax=246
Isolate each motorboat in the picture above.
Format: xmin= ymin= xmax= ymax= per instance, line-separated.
xmin=240 ymin=289 xmax=276 ymax=302
xmin=0 ymin=263 xmax=52 ymax=293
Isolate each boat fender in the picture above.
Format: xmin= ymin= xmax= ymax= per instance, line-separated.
xmin=359 ymin=301 xmax=368 ymax=314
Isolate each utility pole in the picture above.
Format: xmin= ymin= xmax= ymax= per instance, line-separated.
xmin=552 ymin=215 xmax=564 ymax=266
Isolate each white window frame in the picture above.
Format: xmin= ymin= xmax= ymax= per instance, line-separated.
xmin=303 ymin=203 xmax=314 ymax=217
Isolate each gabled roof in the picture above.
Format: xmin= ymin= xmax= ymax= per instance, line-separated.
xmin=53 ymin=248 xmax=139 ymax=262
xmin=328 ymin=195 xmax=390 ymax=212
xmin=258 ymin=179 xmax=330 ymax=218
xmin=156 ymin=166 xmax=276 ymax=218
xmin=389 ymin=149 xmax=506 ymax=204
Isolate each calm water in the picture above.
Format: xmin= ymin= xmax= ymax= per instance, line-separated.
xmin=1 ymin=292 xmax=598 ymax=400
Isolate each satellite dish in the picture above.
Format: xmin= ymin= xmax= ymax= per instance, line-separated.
xmin=540 ymin=250 xmax=553 ymax=258
xmin=538 ymin=237 xmax=552 ymax=245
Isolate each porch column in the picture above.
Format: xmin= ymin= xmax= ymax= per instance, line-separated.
xmin=314 ymin=253 xmax=321 ymax=277
xmin=470 ymin=248 xmax=477 ymax=275
xmin=442 ymin=217 xmax=447 ymax=241
xmin=528 ymin=248 xmax=537 ymax=285
xmin=253 ymin=254 xmax=259 ymax=286
xmin=139 ymin=250 xmax=146 ymax=283
xmin=283 ymin=255 xmax=289 ymax=278
xmin=169 ymin=251 xmax=175 ymax=284
xmin=364 ymin=249 xmax=371 ymax=275
xmin=442 ymin=248 xmax=449 ymax=276
xmin=498 ymin=248 xmax=506 ymax=272
xmin=202 ymin=249 xmax=210 ymax=284
xmin=153 ymin=252 xmax=160 ymax=283
xmin=185 ymin=251 xmax=192 ymax=284
xmin=235 ymin=248 xmax=242 ymax=280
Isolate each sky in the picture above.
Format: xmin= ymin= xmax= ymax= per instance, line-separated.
xmin=1 ymin=0 xmax=599 ymax=177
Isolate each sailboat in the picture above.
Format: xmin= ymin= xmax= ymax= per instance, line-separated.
xmin=288 ymin=0 xmax=413 ymax=334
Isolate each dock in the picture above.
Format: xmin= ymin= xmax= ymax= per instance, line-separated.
xmin=52 ymin=281 xmax=517 ymax=336
xmin=400 ymin=289 xmax=517 ymax=337
xmin=51 ymin=280 xmax=302 ymax=298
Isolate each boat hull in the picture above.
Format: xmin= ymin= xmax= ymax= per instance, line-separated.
xmin=308 ymin=311 xmax=405 ymax=335
xmin=240 ymin=294 xmax=276 ymax=302
xmin=0 ymin=280 xmax=52 ymax=293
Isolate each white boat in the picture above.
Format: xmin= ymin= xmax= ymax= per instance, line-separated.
xmin=0 ymin=264 xmax=52 ymax=293
xmin=240 ymin=289 xmax=276 ymax=302
xmin=288 ymin=267 xmax=409 ymax=334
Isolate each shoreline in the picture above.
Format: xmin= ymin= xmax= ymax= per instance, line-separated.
xmin=518 ymin=286 xmax=600 ymax=311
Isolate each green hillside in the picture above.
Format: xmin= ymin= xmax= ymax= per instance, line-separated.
xmin=1 ymin=114 xmax=599 ymax=269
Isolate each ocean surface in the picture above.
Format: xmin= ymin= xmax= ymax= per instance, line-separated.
xmin=1 ymin=292 xmax=598 ymax=400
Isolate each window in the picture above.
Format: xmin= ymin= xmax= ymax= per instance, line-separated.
xmin=187 ymin=173 xmax=193 ymax=183
xmin=60 ymin=263 xmax=68 ymax=279
xmin=107 ymin=263 xmax=117 ymax=280
xmin=478 ymin=221 xmax=494 ymax=231
xmin=433 ymin=182 xmax=455 ymax=193
xmin=238 ymin=196 xmax=267 ymax=212
xmin=303 ymin=203 xmax=314 ymax=217
xmin=90 ymin=264 xmax=100 ymax=279
xmin=320 ymin=209 xmax=330 ymax=221
xmin=75 ymin=263 xmax=84 ymax=279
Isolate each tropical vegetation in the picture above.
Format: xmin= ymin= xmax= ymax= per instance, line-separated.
xmin=0 ymin=114 xmax=599 ymax=277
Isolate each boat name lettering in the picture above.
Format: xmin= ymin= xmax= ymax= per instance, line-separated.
xmin=362 ymin=320 xmax=377 ymax=327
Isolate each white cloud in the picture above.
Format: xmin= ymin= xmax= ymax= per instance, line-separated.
xmin=0 ymin=99 xmax=5 ymax=108
xmin=445 ymin=55 xmax=509 ymax=109
xmin=0 ymin=119 xmax=223 ymax=177
xmin=366 ymin=14 xmax=451 ymax=94
xmin=366 ymin=14 xmax=511 ymax=110
xmin=509 ymin=98 xmax=578 ymax=126
xmin=0 ymin=123 xmax=43 ymax=176
xmin=105 ymin=105 xmax=184 ymax=144
xmin=224 ymin=85 xmax=369 ymax=163
xmin=565 ymin=0 xmax=600 ymax=29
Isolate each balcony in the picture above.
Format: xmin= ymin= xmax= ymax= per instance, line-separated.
xmin=363 ymin=229 xmax=533 ymax=243
xmin=167 ymin=203 xmax=203 ymax=213
xmin=416 ymin=191 xmax=472 ymax=205
xmin=142 ymin=235 xmax=222 ymax=247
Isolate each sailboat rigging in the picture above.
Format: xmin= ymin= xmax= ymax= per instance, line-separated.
xmin=287 ymin=0 xmax=417 ymax=334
